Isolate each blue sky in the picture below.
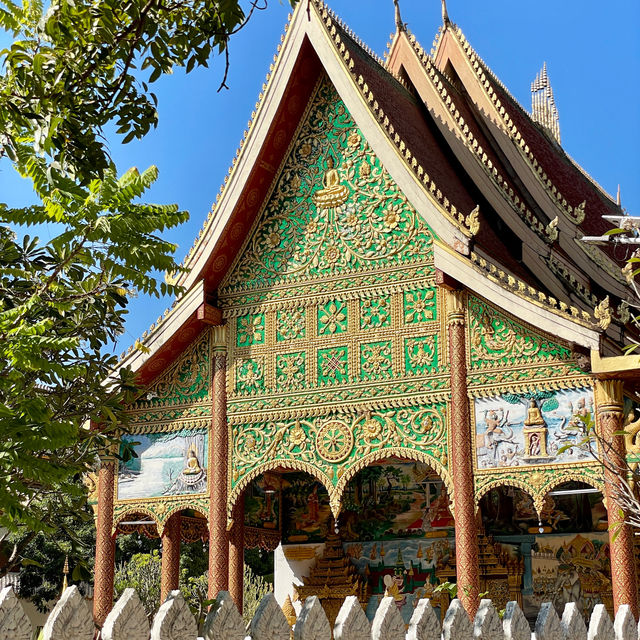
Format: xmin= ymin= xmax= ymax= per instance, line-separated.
xmin=1 ymin=0 xmax=638 ymax=355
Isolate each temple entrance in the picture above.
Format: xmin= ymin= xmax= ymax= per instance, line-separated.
xmin=479 ymin=482 xmax=616 ymax=624
xmin=275 ymin=457 xmax=454 ymax=628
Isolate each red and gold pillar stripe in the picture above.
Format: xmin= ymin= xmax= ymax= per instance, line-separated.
xmin=160 ymin=512 xmax=181 ymax=602
xmin=93 ymin=455 xmax=116 ymax=627
xmin=228 ymin=495 xmax=245 ymax=611
xmin=595 ymin=379 xmax=639 ymax=618
xmin=208 ymin=330 xmax=229 ymax=599
xmin=446 ymin=287 xmax=480 ymax=618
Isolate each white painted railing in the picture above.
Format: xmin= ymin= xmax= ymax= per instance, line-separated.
xmin=1 ymin=584 xmax=638 ymax=640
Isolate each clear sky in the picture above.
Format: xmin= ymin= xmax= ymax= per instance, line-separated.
xmin=1 ymin=0 xmax=638 ymax=356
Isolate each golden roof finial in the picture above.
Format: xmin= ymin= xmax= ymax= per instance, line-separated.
xmin=62 ymin=555 xmax=69 ymax=593
xmin=393 ymin=0 xmax=406 ymax=32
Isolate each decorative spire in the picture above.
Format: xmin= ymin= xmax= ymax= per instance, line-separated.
xmin=441 ymin=0 xmax=451 ymax=26
xmin=393 ymin=0 xmax=406 ymax=32
xmin=61 ymin=556 xmax=69 ymax=593
xmin=617 ymin=185 xmax=621 ymax=207
xmin=531 ymin=62 xmax=561 ymax=144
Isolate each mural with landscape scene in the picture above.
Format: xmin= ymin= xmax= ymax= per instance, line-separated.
xmin=117 ymin=429 xmax=208 ymax=500
xmin=474 ymin=386 xmax=595 ymax=469
xmin=282 ymin=462 xmax=454 ymax=543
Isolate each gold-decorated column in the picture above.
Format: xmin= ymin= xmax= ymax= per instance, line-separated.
xmin=93 ymin=455 xmax=116 ymax=626
xmin=445 ymin=286 xmax=480 ymax=618
xmin=595 ymin=379 xmax=639 ymax=618
xmin=228 ymin=495 xmax=245 ymax=611
xmin=160 ymin=512 xmax=181 ymax=602
xmin=208 ymin=327 xmax=229 ymax=598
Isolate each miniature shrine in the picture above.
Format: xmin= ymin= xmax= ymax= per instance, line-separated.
xmin=91 ymin=0 xmax=640 ymax=631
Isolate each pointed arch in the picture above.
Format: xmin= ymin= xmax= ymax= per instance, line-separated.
xmin=112 ymin=507 xmax=160 ymax=536
xmin=227 ymin=460 xmax=334 ymax=524
xmin=333 ymin=448 xmax=452 ymax=515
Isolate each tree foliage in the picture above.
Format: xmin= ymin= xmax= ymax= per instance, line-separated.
xmin=0 ymin=0 xmax=296 ymax=568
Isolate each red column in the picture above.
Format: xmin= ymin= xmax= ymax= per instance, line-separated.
xmin=208 ymin=345 xmax=229 ymax=599
xmin=93 ymin=457 xmax=116 ymax=626
xmin=160 ymin=512 xmax=182 ymax=602
xmin=446 ymin=287 xmax=480 ymax=618
xmin=596 ymin=380 xmax=639 ymax=618
xmin=229 ymin=495 xmax=245 ymax=611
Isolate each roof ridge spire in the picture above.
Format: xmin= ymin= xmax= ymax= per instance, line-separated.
xmin=441 ymin=0 xmax=451 ymax=27
xmin=393 ymin=0 xmax=406 ymax=32
xmin=530 ymin=62 xmax=560 ymax=144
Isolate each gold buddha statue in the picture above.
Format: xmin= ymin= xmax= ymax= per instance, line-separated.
xmin=524 ymin=399 xmax=546 ymax=426
xmin=183 ymin=444 xmax=202 ymax=475
xmin=313 ymin=156 xmax=349 ymax=208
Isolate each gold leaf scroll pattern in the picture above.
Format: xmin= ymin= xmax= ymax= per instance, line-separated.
xmin=134 ymin=329 xmax=211 ymax=407
xmin=474 ymin=465 xmax=605 ymax=518
xmin=468 ymin=297 xmax=571 ymax=368
xmin=231 ymin=404 xmax=448 ymax=491
xmin=223 ymin=79 xmax=434 ymax=291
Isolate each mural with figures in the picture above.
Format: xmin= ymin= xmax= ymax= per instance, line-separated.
xmin=117 ymin=429 xmax=208 ymax=500
xmin=282 ymin=462 xmax=454 ymax=544
xmin=474 ymin=386 xmax=595 ymax=469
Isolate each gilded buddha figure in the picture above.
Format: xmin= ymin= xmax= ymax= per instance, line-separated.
xmin=524 ymin=399 xmax=546 ymax=427
xmin=313 ymin=156 xmax=349 ymax=208
xmin=183 ymin=444 xmax=203 ymax=475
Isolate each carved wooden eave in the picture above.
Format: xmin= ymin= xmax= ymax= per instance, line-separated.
xmin=425 ymin=23 xmax=628 ymax=300
xmin=112 ymin=280 xmax=221 ymax=385
xmin=434 ymin=242 xmax=601 ymax=351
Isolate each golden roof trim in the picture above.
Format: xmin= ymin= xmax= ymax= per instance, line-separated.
xmin=401 ymin=29 xmax=556 ymax=244
xmin=451 ymin=27 xmax=619 ymax=224
xmin=312 ymin=2 xmax=471 ymax=238
xmin=468 ymin=250 xmax=597 ymax=329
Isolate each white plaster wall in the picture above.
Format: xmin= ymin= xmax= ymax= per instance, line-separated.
xmin=274 ymin=543 xmax=325 ymax=614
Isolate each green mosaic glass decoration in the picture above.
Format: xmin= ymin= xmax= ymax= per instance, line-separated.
xmin=236 ymin=358 xmax=265 ymax=394
xmin=220 ymin=78 xmax=436 ymax=300
xmin=276 ymin=352 xmax=306 ymax=390
xmin=277 ymin=308 xmax=306 ymax=341
xmin=360 ymin=297 xmax=391 ymax=329
xmin=318 ymin=346 xmax=348 ymax=384
xmin=236 ymin=313 xmax=265 ymax=347
xmin=468 ymin=296 xmax=572 ymax=369
xmin=404 ymin=288 xmax=436 ymax=324
xmin=405 ymin=335 xmax=438 ymax=375
xmin=361 ymin=340 xmax=392 ymax=380
xmin=318 ymin=301 xmax=348 ymax=336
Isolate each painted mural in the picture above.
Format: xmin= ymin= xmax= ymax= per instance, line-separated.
xmin=481 ymin=485 xmax=607 ymax=535
xmin=531 ymin=533 xmax=611 ymax=618
xmin=346 ymin=537 xmax=453 ymax=623
xmin=475 ymin=386 xmax=595 ymax=469
xmin=117 ymin=429 xmax=208 ymax=500
xmin=244 ymin=475 xmax=280 ymax=530
xmin=282 ymin=462 xmax=453 ymax=544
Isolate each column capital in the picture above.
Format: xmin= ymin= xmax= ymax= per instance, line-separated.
xmin=595 ymin=379 xmax=624 ymax=415
xmin=446 ymin=288 xmax=466 ymax=326
xmin=211 ymin=325 xmax=227 ymax=351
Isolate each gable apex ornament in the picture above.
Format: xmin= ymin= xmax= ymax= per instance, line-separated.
xmin=393 ymin=0 xmax=406 ymax=32
xmin=441 ymin=0 xmax=451 ymax=26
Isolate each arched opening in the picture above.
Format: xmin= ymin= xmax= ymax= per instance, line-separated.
xmin=279 ymin=456 xmax=453 ymax=626
xmin=529 ymin=480 xmax=613 ymax=621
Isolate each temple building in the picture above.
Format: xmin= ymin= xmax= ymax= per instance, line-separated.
xmin=92 ymin=0 xmax=640 ymax=630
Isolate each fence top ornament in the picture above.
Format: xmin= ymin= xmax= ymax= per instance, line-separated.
xmin=150 ymin=590 xmax=197 ymax=640
xmin=0 ymin=586 xmax=31 ymax=640
xmin=3 ymin=587 xmax=640 ymax=640
xmin=42 ymin=585 xmax=93 ymax=640
xmin=102 ymin=588 xmax=149 ymax=640
xmin=202 ymin=590 xmax=245 ymax=640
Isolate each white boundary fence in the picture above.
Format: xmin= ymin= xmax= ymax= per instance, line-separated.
xmin=1 ymin=585 xmax=639 ymax=640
